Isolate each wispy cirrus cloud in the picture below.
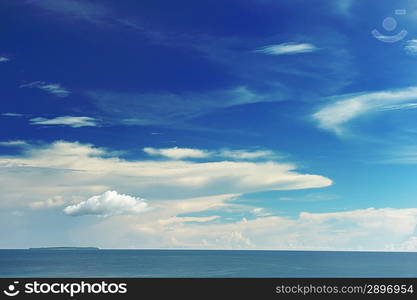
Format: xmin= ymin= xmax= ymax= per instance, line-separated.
xmin=0 ymin=140 xmax=28 ymax=147
xmin=405 ymin=40 xmax=417 ymax=56
xmin=313 ymin=87 xmax=417 ymax=134
xmin=1 ymin=113 xmax=23 ymax=117
xmin=20 ymin=81 xmax=70 ymax=97
xmin=27 ymin=0 xmax=109 ymax=24
xmin=220 ymin=149 xmax=277 ymax=160
xmin=30 ymin=116 xmax=98 ymax=128
xmin=255 ymin=43 xmax=319 ymax=56
xmin=0 ymin=56 xmax=10 ymax=62
xmin=89 ymin=86 xmax=283 ymax=126
xmin=379 ymin=146 xmax=417 ymax=165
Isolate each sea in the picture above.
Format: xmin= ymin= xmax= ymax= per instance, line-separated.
xmin=1 ymin=250 xmax=417 ymax=278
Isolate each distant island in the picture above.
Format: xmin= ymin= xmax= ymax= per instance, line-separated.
xmin=29 ymin=247 xmax=99 ymax=251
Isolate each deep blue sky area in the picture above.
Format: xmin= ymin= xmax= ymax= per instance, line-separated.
xmin=1 ymin=0 xmax=417 ymax=250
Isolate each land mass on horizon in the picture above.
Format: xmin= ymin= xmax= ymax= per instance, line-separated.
xmin=28 ymin=247 xmax=99 ymax=251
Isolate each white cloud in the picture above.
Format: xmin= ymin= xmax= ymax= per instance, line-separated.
xmin=71 ymin=205 xmax=417 ymax=250
xmin=143 ymin=147 xmax=277 ymax=160
xmin=379 ymin=146 xmax=417 ymax=165
xmin=30 ymin=116 xmax=98 ymax=128
xmin=219 ymin=149 xmax=276 ymax=160
xmin=0 ymin=140 xmax=28 ymax=147
xmin=381 ymin=103 xmax=417 ymax=111
xmin=159 ymin=216 xmax=220 ymax=226
xmin=0 ymin=57 xmax=10 ymax=62
xmin=64 ymin=190 xmax=149 ymax=217
xmin=0 ymin=141 xmax=331 ymax=208
xmin=1 ymin=113 xmax=23 ymax=117
xmin=255 ymin=43 xmax=318 ymax=56
xmin=20 ymin=81 xmax=70 ymax=97
xmin=313 ymin=87 xmax=417 ymax=134
xmin=405 ymin=40 xmax=417 ymax=56
xmin=2 ymin=141 xmax=415 ymax=251
xmin=388 ymin=237 xmax=417 ymax=251
xmin=143 ymin=147 xmax=210 ymax=159
xmin=251 ymin=207 xmax=272 ymax=217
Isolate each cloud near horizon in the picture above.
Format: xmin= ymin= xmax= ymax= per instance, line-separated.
xmin=71 ymin=205 xmax=417 ymax=251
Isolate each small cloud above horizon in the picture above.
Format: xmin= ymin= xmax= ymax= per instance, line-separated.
xmin=0 ymin=56 xmax=10 ymax=62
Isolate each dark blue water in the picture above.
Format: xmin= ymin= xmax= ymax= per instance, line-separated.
xmin=1 ymin=250 xmax=417 ymax=278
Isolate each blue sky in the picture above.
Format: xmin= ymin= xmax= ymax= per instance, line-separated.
xmin=2 ymin=0 xmax=417 ymax=250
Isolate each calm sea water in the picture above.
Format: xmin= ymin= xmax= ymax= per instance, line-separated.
xmin=0 ymin=250 xmax=417 ymax=278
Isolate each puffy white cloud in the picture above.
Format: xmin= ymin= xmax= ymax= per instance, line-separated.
xmin=0 ymin=57 xmax=10 ymax=62
xmin=313 ymin=87 xmax=417 ymax=134
xmin=30 ymin=116 xmax=98 ymax=128
xmin=143 ymin=147 xmax=210 ymax=159
xmin=64 ymin=190 xmax=149 ymax=217
xmin=20 ymin=81 xmax=70 ymax=97
xmin=255 ymin=43 xmax=318 ymax=55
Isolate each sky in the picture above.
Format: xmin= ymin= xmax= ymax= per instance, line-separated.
xmin=1 ymin=0 xmax=417 ymax=251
